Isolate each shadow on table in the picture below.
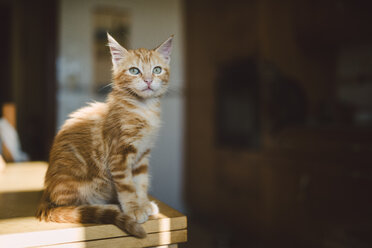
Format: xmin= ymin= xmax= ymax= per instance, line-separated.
xmin=0 ymin=190 xmax=42 ymax=219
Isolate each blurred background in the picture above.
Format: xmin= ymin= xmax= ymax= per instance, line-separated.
xmin=1 ymin=0 xmax=372 ymax=247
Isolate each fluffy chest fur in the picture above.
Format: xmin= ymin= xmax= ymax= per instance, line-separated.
xmin=95 ymin=97 xmax=160 ymax=168
xmin=121 ymin=99 xmax=162 ymax=163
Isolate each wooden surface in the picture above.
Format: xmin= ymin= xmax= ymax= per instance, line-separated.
xmin=0 ymin=162 xmax=46 ymax=193
xmin=0 ymin=155 xmax=5 ymax=172
xmin=0 ymin=162 xmax=187 ymax=247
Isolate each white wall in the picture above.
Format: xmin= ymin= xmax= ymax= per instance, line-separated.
xmin=58 ymin=0 xmax=185 ymax=212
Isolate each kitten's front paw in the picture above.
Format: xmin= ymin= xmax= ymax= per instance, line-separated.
xmin=149 ymin=201 xmax=159 ymax=216
xmin=124 ymin=201 xmax=159 ymax=224
xmin=140 ymin=200 xmax=159 ymax=217
xmin=127 ymin=207 xmax=149 ymax=224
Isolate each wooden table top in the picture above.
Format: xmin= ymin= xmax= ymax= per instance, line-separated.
xmin=0 ymin=162 xmax=187 ymax=248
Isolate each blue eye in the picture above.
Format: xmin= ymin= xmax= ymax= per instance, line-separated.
xmin=153 ymin=66 xmax=162 ymax=74
xmin=129 ymin=67 xmax=140 ymax=75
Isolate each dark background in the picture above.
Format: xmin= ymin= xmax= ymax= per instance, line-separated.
xmin=185 ymin=0 xmax=372 ymax=247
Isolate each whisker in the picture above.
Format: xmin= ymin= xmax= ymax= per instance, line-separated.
xmin=98 ymin=82 xmax=114 ymax=93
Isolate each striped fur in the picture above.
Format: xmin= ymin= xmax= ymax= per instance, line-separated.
xmin=36 ymin=34 xmax=172 ymax=238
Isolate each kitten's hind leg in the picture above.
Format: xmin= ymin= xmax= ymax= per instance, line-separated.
xmin=37 ymin=183 xmax=146 ymax=238
xmin=38 ymin=204 xmax=146 ymax=238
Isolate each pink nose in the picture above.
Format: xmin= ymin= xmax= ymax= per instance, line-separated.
xmin=144 ymin=79 xmax=153 ymax=86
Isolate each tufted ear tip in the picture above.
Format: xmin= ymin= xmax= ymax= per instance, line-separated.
xmin=155 ymin=35 xmax=173 ymax=64
xmin=107 ymin=32 xmax=128 ymax=68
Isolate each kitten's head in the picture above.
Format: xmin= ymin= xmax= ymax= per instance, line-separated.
xmin=107 ymin=33 xmax=173 ymax=99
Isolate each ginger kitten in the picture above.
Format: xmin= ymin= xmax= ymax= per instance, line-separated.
xmin=36 ymin=33 xmax=173 ymax=238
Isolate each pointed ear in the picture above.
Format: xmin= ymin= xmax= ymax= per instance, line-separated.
xmin=107 ymin=33 xmax=128 ymax=68
xmin=155 ymin=35 xmax=173 ymax=64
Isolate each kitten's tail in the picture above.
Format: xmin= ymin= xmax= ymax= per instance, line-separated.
xmin=36 ymin=203 xmax=146 ymax=238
